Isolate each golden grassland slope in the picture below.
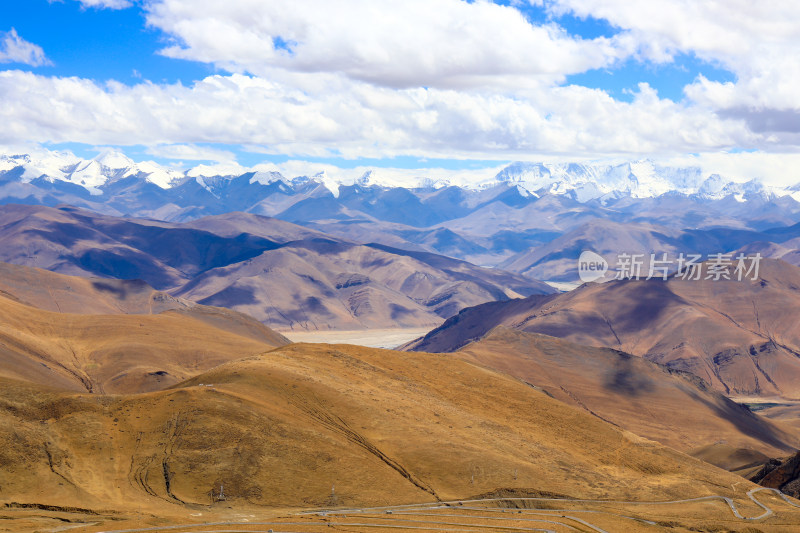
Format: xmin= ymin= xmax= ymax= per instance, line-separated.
xmin=0 ymin=261 xmax=188 ymax=315
xmin=455 ymin=328 xmax=800 ymax=456
xmin=688 ymin=442 xmax=774 ymax=476
xmin=0 ymin=343 xmax=778 ymax=521
xmin=0 ymin=290 xmax=288 ymax=394
xmin=0 ymin=260 xmax=289 ymax=346
xmin=407 ymin=259 xmax=800 ymax=398
xmin=6 ymin=344 xmax=800 ymax=533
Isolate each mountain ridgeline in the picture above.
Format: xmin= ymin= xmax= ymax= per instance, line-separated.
xmin=0 ymin=204 xmax=553 ymax=330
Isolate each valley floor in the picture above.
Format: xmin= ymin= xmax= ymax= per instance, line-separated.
xmin=282 ymin=327 xmax=434 ymax=349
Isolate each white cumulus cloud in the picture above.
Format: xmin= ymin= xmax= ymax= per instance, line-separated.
xmin=0 ymin=29 xmax=51 ymax=67
xmin=0 ymin=70 xmax=756 ymax=159
xmin=144 ymin=0 xmax=631 ymax=89
xmin=546 ymin=0 xmax=800 ymax=136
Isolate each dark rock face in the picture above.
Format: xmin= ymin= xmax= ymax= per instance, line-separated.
xmin=756 ymin=452 xmax=800 ymax=497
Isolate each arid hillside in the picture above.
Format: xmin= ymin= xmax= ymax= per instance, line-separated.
xmin=0 ymin=273 xmax=289 ymax=394
xmin=456 ymin=328 xmax=799 ymax=456
xmin=0 ymin=260 xmax=195 ymax=315
xmin=0 ymin=342 xmax=781 ymax=531
xmin=407 ymin=259 xmax=800 ymax=398
xmin=1 ymin=263 xmax=800 ymax=531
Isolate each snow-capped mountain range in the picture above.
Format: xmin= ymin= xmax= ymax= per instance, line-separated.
xmin=4 ymin=148 xmax=800 ymax=270
xmin=0 ymin=149 xmax=795 ymax=203
xmin=494 ymin=160 xmax=789 ymax=203
xmin=0 ymin=151 xmax=184 ymax=193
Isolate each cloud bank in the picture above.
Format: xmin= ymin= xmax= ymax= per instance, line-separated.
xmin=0 ymin=0 xmax=798 ymax=181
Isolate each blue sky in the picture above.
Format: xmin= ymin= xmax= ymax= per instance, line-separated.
xmin=0 ymin=0 xmax=211 ymax=84
xmin=0 ymin=0 xmax=797 ymax=183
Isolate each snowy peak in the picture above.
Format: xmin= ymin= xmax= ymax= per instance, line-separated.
xmin=81 ymin=150 xmax=184 ymax=189
xmin=495 ymin=162 xmax=553 ymax=190
xmin=417 ymin=176 xmax=451 ymax=189
xmin=249 ymin=170 xmax=287 ymax=186
xmin=94 ymin=150 xmax=135 ymax=172
xmin=66 ymin=159 xmax=107 ymax=195
xmin=0 ymin=154 xmax=26 ymax=173
xmin=130 ymin=160 xmax=184 ymax=189
xmin=356 ymin=170 xmax=373 ymax=186
xmin=489 ymin=160 xmax=763 ymax=202
xmin=698 ymin=174 xmax=731 ymax=199
xmin=0 ymin=151 xmax=81 ymax=184
xmin=696 ymin=175 xmax=774 ymax=202
xmin=186 ymin=163 xmax=245 ymax=179
xmin=311 ymin=170 xmax=341 ymax=197
xmin=0 ymin=150 xmax=185 ymax=191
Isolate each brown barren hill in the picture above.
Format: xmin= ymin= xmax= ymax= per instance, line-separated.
xmin=172 ymin=238 xmax=553 ymax=331
xmin=407 ymin=258 xmax=800 ymax=398
xmin=0 ymin=260 xmax=195 ymax=315
xmin=0 ymin=343 xmax=776 ymax=523
xmin=455 ymin=328 xmax=799 ymax=456
xmin=0 ymin=286 xmax=288 ymax=394
xmin=0 ymin=260 xmax=291 ymax=346
xmin=689 ymin=442 xmax=774 ymax=476
xmin=0 ymin=204 xmax=553 ymax=331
